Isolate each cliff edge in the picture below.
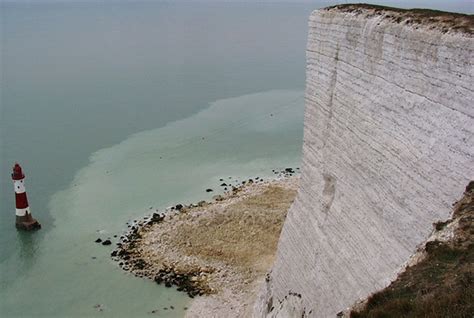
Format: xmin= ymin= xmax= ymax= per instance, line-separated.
xmin=254 ymin=5 xmax=473 ymax=317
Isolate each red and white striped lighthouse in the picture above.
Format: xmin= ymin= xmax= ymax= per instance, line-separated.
xmin=12 ymin=163 xmax=41 ymax=231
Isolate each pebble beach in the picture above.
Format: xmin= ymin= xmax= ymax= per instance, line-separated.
xmin=112 ymin=171 xmax=299 ymax=317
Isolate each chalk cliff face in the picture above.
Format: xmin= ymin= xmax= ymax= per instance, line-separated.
xmin=254 ymin=6 xmax=473 ymax=317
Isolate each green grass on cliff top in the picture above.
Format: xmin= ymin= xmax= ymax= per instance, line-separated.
xmin=350 ymin=183 xmax=474 ymax=318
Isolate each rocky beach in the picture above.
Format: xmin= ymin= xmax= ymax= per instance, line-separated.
xmin=110 ymin=171 xmax=299 ymax=317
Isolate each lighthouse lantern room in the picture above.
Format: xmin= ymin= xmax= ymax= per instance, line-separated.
xmin=12 ymin=163 xmax=41 ymax=231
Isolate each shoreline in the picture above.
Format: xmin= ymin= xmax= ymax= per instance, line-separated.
xmin=112 ymin=171 xmax=299 ymax=317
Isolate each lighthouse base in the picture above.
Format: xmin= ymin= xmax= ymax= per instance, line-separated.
xmin=16 ymin=215 xmax=41 ymax=231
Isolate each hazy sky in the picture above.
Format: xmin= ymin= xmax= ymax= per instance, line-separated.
xmin=2 ymin=0 xmax=473 ymax=14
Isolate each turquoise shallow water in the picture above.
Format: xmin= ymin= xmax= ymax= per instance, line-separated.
xmin=1 ymin=3 xmax=312 ymax=316
xmin=1 ymin=89 xmax=305 ymax=317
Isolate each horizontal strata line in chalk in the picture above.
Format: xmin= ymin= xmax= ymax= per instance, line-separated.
xmin=304 ymin=69 xmax=472 ymax=183
xmin=308 ymin=16 xmax=474 ymax=44
xmin=307 ymin=26 xmax=474 ymax=64
xmin=306 ymin=58 xmax=474 ymax=127
xmin=306 ymin=69 xmax=474 ymax=150
xmin=307 ymin=49 xmax=474 ymax=118
xmin=303 ymin=104 xmax=438 ymax=190
xmin=304 ymin=100 xmax=470 ymax=200
xmin=308 ymin=88 xmax=466 ymax=174
xmin=306 ymin=73 xmax=472 ymax=129
xmin=305 ymin=40 xmax=473 ymax=89
xmin=306 ymin=58 xmax=472 ymax=106
xmin=300 ymin=139 xmax=460 ymax=248
xmin=306 ymin=33 xmax=474 ymax=80
xmin=307 ymin=33 xmax=474 ymax=70
xmin=308 ymin=24 xmax=474 ymax=61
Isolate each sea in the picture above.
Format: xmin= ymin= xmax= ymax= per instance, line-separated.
xmin=1 ymin=1 xmax=472 ymax=317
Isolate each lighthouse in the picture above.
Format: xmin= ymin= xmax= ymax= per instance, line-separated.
xmin=12 ymin=163 xmax=41 ymax=231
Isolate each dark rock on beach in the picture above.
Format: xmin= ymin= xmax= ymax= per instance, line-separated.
xmin=134 ymin=258 xmax=147 ymax=270
xmin=152 ymin=265 xmax=213 ymax=298
xmin=148 ymin=213 xmax=165 ymax=225
xmin=102 ymin=239 xmax=112 ymax=246
xmin=95 ymin=238 xmax=102 ymax=243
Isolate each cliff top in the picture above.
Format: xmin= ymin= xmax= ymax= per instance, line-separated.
xmin=325 ymin=4 xmax=473 ymax=35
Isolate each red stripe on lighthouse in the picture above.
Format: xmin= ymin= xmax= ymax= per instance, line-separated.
xmin=15 ymin=192 xmax=29 ymax=209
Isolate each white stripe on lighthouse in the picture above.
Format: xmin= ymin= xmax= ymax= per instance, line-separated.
xmin=16 ymin=207 xmax=29 ymax=217
xmin=14 ymin=180 xmax=26 ymax=194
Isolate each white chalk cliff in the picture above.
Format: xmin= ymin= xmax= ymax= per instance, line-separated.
xmin=254 ymin=5 xmax=473 ymax=317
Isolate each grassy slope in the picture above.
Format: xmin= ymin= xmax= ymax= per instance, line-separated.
xmin=351 ymin=182 xmax=474 ymax=318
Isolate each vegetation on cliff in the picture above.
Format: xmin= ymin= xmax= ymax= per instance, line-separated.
xmin=351 ymin=182 xmax=474 ymax=318
xmin=327 ymin=4 xmax=473 ymax=34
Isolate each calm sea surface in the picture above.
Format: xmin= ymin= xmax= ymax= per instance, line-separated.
xmin=1 ymin=1 xmax=471 ymax=317
xmin=1 ymin=2 xmax=310 ymax=317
